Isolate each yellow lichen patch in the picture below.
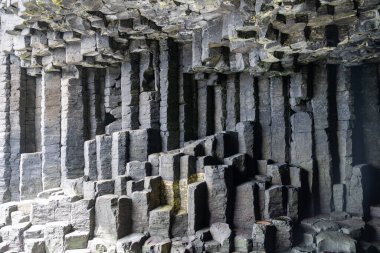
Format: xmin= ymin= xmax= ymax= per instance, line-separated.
xmin=188 ymin=174 xmax=199 ymax=185
xmin=161 ymin=180 xmax=181 ymax=213
xmin=196 ymin=173 xmax=205 ymax=181
xmin=52 ymin=0 xmax=63 ymax=6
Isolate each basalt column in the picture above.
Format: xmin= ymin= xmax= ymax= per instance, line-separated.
xmin=61 ymin=66 xmax=85 ymax=183
xmin=312 ymin=63 xmax=333 ymax=214
xmin=159 ymin=39 xmax=180 ymax=151
xmin=9 ymin=56 xmax=25 ymax=201
xmin=121 ymin=52 xmax=140 ymax=131
xmin=0 ymin=53 xmax=11 ymax=203
xmin=41 ymin=70 xmax=61 ymax=190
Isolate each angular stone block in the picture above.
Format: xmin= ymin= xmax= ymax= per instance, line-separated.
xmin=115 ymin=175 xmax=129 ymax=196
xmin=210 ymin=222 xmax=232 ymax=253
xmin=333 ymin=184 xmax=346 ymax=212
xmin=188 ymin=181 xmax=208 ymax=235
xmin=252 ymin=221 xmax=275 ymax=252
xmin=116 ymin=233 xmax=148 ymax=253
xmin=148 ymin=205 xmax=172 ymax=238
xmin=159 ymin=152 xmax=182 ymax=181
xmin=171 ymin=210 xmax=188 ymax=238
xmin=272 ymin=217 xmax=293 ymax=252
xmin=71 ymin=199 xmax=95 ymax=236
xmin=235 ymin=121 xmax=256 ymax=159
xmin=20 ymin=152 xmax=42 ymax=200
xmin=126 ymin=180 xmax=144 ymax=197
xmin=24 ymin=238 xmax=45 ymax=253
xmin=65 ymin=231 xmax=89 ymax=250
xmin=129 ymin=129 xmax=161 ymax=162
xmin=267 ymin=163 xmax=289 ymax=185
xmin=148 ymin=153 xmax=161 ymax=176
xmin=142 ymin=236 xmax=171 ymax=253
xmin=287 ymin=186 xmax=299 ymax=221
xmin=131 ymin=190 xmax=152 ymax=233
xmin=95 ymin=195 xmax=132 ymax=243
xmin=44 ymin=222 xmax=72 ymax=253
xmin=234 ymin=181 xmax=257 ymax=230
xmin=112 ymin=131 xmax=129 ymax=178
xmin=264 ymin=185 xmax=286 ymax=219
xmin=126 ymin=161 xmax=152 ymax=181
xmin=205 ymin=165 xmax=233 ymax=224
xmin=316 ymin=231 xmax=356 ymax=253
xmin=95 ymin=179 xmax=115 ymax=197
xmin=224 ymin=153 xmax=249 ymax=183
xmin=347 ymin=164 xmax=371 ymax=217
xmin=0 ymin=222 xmax=31 ymax=251
xmin=96 ymin=134 xmax=112 ymax=180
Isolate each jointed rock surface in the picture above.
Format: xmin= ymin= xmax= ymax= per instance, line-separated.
xmin=0 ymin=0 xmax=379 ymax=252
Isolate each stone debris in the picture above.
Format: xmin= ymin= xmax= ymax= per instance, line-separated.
xmin=0 ymin=0 xmax=378 ymax=251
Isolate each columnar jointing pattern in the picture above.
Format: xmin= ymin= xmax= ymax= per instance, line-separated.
xmin=0 ymin=0 xmax=379 ymax=252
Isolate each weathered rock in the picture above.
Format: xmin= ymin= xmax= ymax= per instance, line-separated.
xmin=264 ymin=185 xmax=286 ymax=219
xmin=316 ymin=231 xmax=357 ymax=253
xmin=95 ymin=195 xmax=132 ymax=243
xmin=0 ymin=221 xmax=31 ymax=251
xmin=148 ymin=205 xmax=172 ymax=238
xmin=44 ymin=222 xmax=72 ymax=253
xmin=142 ymin=236 xmax=171 ymax=253
xmin=127 ymin=161 xmax=152 ymax=181
xmin=252 ymin=221 xmax=276 ymax=252
xmin=19 ymin=153 xmax=43 ymax=200
xmin=210 ymin=222 xmax=232 ymax=253
xmin=347 ymin=164 xmax=372 ymax=218
xmin=116 ymin=233 xmax=148 ymax=253
xmin=234 ymin=181 xmax=257 ymax=230
xmin=272 ymin=217 xmax=294 ymax=252
xmin=205 ymin=165 xmax=234 ymax=224
xmin=65 ymin=231 xmax=89 ymax=250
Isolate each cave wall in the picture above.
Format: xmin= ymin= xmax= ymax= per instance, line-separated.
xmin=0 ymin=0 xmax=379 ymax=252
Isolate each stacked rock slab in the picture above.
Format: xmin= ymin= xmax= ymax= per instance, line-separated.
xmin=0 ymin=0 xmax=379 ymax=252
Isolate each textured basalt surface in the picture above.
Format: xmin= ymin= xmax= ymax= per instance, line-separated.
xmin=0 ymin=0 xmax=379 ymax=252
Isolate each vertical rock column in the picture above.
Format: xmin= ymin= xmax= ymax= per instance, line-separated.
xmin=270 ymin=76 xmax=287 ymax=162
xmin=9 ymin=56 xmax=25 ymax=201
xmin=104 ymin=65 xmax=122 ymax=134
xmin=312 ymin=63 xmax=333 ymax=213
xmin=290 ymin=112 xmax=313 ymax=216
xmin=239 ymin=73 xmax=256 ymax=122
xmin=336 ymin=65 xmax=353 ymax=184
xmin=214 ymin=75 xmax=227 ymax=133
xmin=257 ymin=76 xmax=271 ymax=160
xmin=20 ymin=152 xmax=42 ymax=200
xmin=41 ymin=70 xmax=61 ymax=190
xmin=0 ymin=53 xmax=11 ymax=203
xmin=61 ymin=66 xmax=84 ymax=182
xmin=35 ymin=76 xmax=42 ymax=151
xmin=179 ymin=43 xmax=197 ymax=145
xmin=226 ymin=74 xmax=239 ymax=131
xmin=205 ymin=165 xmax=233 ymax=225
xmin=160 ymin=39 xmax=180 ymax=151
xmin=196 ymin=74 xmax=213 ymax=138
xmin=359 ymin=64 xmax=380 ymax=169
xmin=84 ymin=68 xmax=105 ymax=139
xmin=121 ymin=53 xmax=140 ymax=130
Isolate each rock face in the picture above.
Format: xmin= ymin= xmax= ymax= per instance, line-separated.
xmin=0 ymin=0 xmax=379 ymax=252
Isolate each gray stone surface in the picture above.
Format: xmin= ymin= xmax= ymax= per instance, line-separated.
xmin=20 ymin=153 xmax=42 ymax=200
xmin=0 ymin=1 xmax=378 ymax=252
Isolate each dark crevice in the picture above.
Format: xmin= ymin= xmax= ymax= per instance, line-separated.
xmin=283 ymin=76 xmax=291 ymax=164
xmin=325 ymin=25 xmax=339 ymax=47
xmin=327 ymin=64 xmax=340 ymax=184
xmin=351 ymin=66 xmax=365 ymax=165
